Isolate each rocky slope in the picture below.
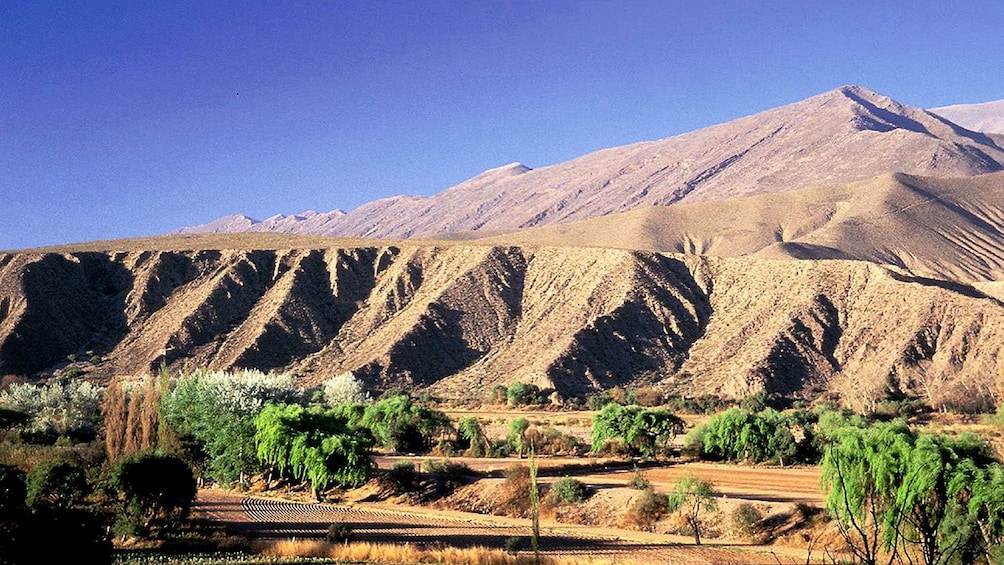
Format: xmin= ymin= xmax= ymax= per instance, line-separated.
xmin=2 ymin=238 xmax=1002 ymax=411
xmin=178 ymin=86 xmax=1004 ymax=239
xmin=480 ymin=171 xmax=1004 ymax=284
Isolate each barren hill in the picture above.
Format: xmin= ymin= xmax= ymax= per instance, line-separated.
xmin=931 ymin=99 xmax=1004 ymax=135
xmin=178 ymin=86 xmax=1004 ymax=239
xmin=479 ymin=171 xmax=1004 ymax=284
xmin=2 ymin=237 xmax=1002 ymax=411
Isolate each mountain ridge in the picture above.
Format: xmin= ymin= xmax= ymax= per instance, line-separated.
xmin=177 ymin=85 xmax=1004 ymax=239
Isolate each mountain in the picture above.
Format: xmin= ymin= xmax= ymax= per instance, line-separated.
xmin=931 ymin=99 xmax=1004 ymax=135
xmin=480 ymin=170 xmax=1004 ymax=285
xmin=2 ymin=236 xmax=1003 ymax=411
xmin=178 ymin=86 xmax=1004 ymax=238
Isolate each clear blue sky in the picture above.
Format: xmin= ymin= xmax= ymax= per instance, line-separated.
xmin=2 ymin=1 xmax=1002 ymax=250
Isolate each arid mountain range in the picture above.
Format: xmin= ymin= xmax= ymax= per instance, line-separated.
xmin=4 ymin=85 xmax=1004 ymax=410
xmin=931 ymin=99 xmax=1004 ymax=135
xmin=178 ymin=85 xmax=1004 ymax=239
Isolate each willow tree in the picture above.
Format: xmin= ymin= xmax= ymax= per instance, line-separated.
xmin=666 ymin=473 xmax=717 ymax=545
xmin=254 ymin=403 xmax=372 ymax=499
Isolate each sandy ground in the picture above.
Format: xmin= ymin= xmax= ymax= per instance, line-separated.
xmin=194 ymin=458 xmax=826 ymax=564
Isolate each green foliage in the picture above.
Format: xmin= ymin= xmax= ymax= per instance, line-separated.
xmin=24 ymin=459 xmax=89 ymax=509
xmin=504 ymin=536 xmax=522 ymax=556
xmin=822 ymin=420 xmax=1002 ymax=565
xmin=161 ymin=369 xmax=301 ymax=486
xmin=551 ymin=477 xmax=590 ymax=504
xmin=360 ymin=394 xmax=450 ymax=453
xmin=0 ymin=379 xmax=103 ymax=444
xmin=110 ymin=451 xmax=197 ymax=537
xmin=506 ymin=382 xmax=545 ymax=406
xmin=422 ymin=459 xmax=471 ymax=494
xmin=689 ymin=407 xmax=799 ymax=464
xmin=506 ymin=417 xmax=530 ymax=457
xmin=590 ymin=403 xmax=684 ymax=457
xmin=731 ymin=503 xmax=763 ymax=536
xmin=666 ymin=473 xmax=717 ymax=545
xmin=456 ymin=417 xmax=489 ymax=457
xmin=253 ymin=403 xmax=372 ymax=495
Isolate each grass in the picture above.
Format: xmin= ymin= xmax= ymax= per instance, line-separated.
xmin=257 ymin=539 xmax=648 ymax=565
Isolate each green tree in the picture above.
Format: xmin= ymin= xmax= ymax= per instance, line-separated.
xmin=666 ymin=473 xmax=717 ymax=545
xmin=456 ymin=417 xmax=489 ymax=457
xmin=254 ymin=403 xmax=372 ymax=498
xmin=359 ymin=394 xmax=450 ymax=453
xmin=506 ymin=382 xmax=545 ymax=406
xmin=591 ymin=403 xmax=684 ymax=457
xmin=691 ymin=408 xmax=798 ymax=464
xmin=110 ymin=452 xmax=197 ymax=536
xmin=507 ymin=417 xmax=530 ymax=457
xmin=161 ymin=369 xmax=301 ymax=486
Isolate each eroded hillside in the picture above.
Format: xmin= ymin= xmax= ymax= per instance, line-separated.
xmin=2 ymin=240 xmax=1002 ymax=410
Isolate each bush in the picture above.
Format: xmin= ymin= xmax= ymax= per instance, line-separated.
xmin=504 ymin=536 xmax=522 ymax=556
xmin=109 ymin=452 xmax=197 ymax=536
xmin=506 ymin=382 xmax=545 ymax=406
xmin=623 ymin=488 xmax=667 ymax=531
xmin=25 ymin=459 xmax=90 ymax=509
xmin=422 ymin=459 xmax=471 ymax=494
xmin=551 ymin=477 xmax=589 ymax=504
xmin=0 ymin=380 xmax=103 ymax=444
xmin=456 ymin=417 xmax=489 ymax=457
xmin=384 ymin=460 xmax=420 ymax=493
xmin=321 ymin=372 xmax=370 ymax=407
xmin=627 ymin=468 xmax=650 ymax=490
xmin=731 ymin=503 xmax=763 ymax=536
xmin=326 ymin=522 xmax=353 ymax=544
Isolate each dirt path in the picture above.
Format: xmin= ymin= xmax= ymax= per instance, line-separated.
xmin=194 ymin=489 xmax=802 ymax=564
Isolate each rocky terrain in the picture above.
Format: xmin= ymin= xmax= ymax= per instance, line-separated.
xmin=2 ymin=236 xmax=1002 ymax=410
xmin=177 ymin=86 xmax=1004 ymax=239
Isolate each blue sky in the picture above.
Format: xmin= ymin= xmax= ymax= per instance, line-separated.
xmin=2 ymin=1 xmax=1002 ymax=250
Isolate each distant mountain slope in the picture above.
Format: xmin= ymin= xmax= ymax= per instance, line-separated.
xmin=2 ymin=239 xmax=1003 ymax=411
xmin=178 ymin=85 xmax=1004 ymax=238
xmin=931 ymin=99 xmax=1004 ymax=135
xmin=479 ymin=171 xmax=1004 ymax=284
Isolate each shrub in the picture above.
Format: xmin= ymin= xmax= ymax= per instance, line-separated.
xmin=504 ymin=536 xmax=522 ymax=556
xmin=623 ymin=488 xmax=667 ymax=531
xmin=731 ymin=502 xmax=763 ymax=536
xmin=422 ymin=459 xmax=471 ymax=494
xmin=506 ymin=382 xmax=545 ymax=406
xmin=384 ymin=460 xmax=420 ymax=493
xmin=25 ymin=459 xmax=90 ymax=509
xmin=0 ymin=379 xmax=103 ymax=444
xmin=551 ymin=477 xmax=589 ymax=504
xmin=632 ymin=386 xmax=664 ymax=407
xmin=321 ymin=372 xmax=370 ymax=407
xmin=456 ymin=417 xmax=489 ymax=457
xmin=326 ymin=522 xmax=353 ymax=544
xmin=110 ymin=452 xmax=197 ymax=536
xmin=627 ymin=468 xmax=650 ymax=490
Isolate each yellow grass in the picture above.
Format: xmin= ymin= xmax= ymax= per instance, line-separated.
xmin=256 ymin=539 xmax=644 ymax=565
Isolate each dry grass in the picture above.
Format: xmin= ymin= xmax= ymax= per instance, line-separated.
xmin=256 ymin=539 xmax=645 ymax=565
